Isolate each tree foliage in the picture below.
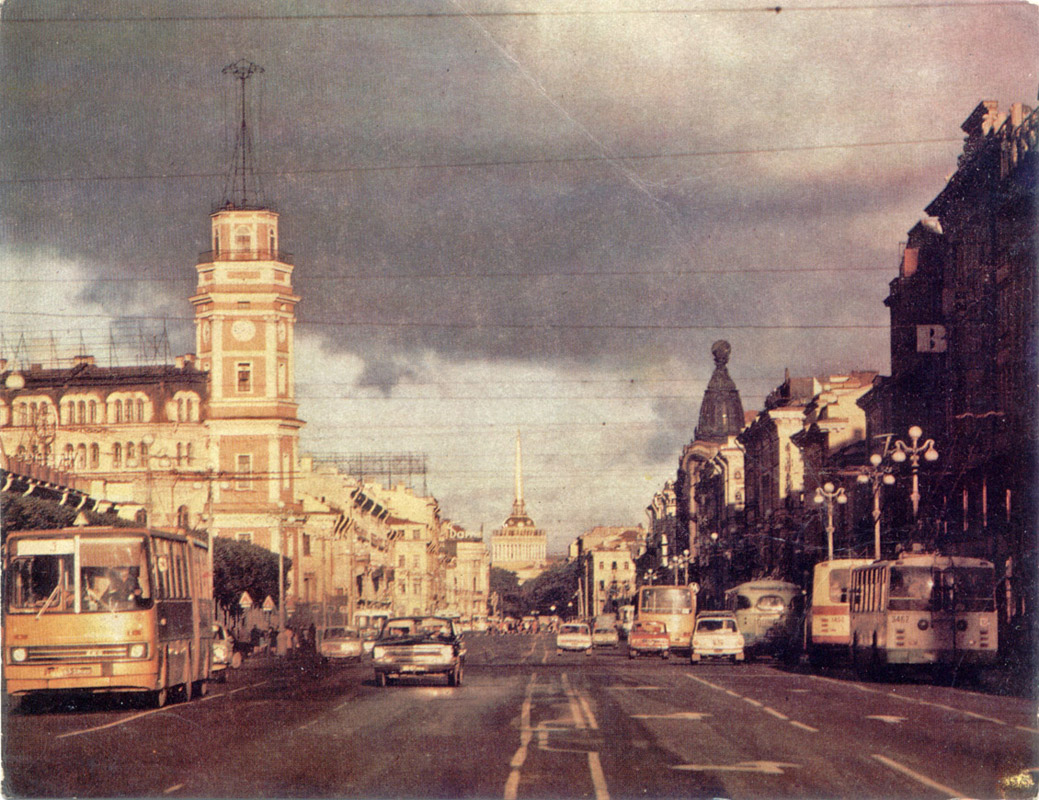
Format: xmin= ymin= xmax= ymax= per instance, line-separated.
xmin=1 ymin=492 xmax=131 ymax=542
xmin=489 ymin=566 xmax=526 ymax=617
xmin=212 ymin=536 xmax=289 ymax=618
xmin=521 ymin=560 xmax=580 ymax=617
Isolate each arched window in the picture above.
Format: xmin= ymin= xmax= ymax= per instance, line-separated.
xmin=63 ymin=402 xmax=73 ymax=425
xmin=176 ymin=442 xmax=183 ymax=465
xmin=140 ymin=441 xmax=148 ymax=462
xmin=186 ymin=443 xmax=193 ymax=464
xmin=177 ymin=398 xmax=184 ymax=422
xmin=76 ymin=444 xmax=87 ymax=469
xmin=113 ymin=399 xmax=123 ymax=423
xmin=113 ymin=442 xmax=122 ymax=468
xmin=78 ymin=400 xmax=86 ymax=423
xmin=90 ymin=443 xmax=100 ymax=469
xmin=135 ymin=509 xmax=148 ymax=525
xmin=136 ymin=399 xmax=144 ymax=421
xmin=235 ymin=225 xmax=252 ymax=252
xmin=63 ymin=443 xmax=74 ymax=467
xmin=127 ymin=441 xmax=135 ymax=464
xmin=89 ymin=400 xmax=97 ymax=423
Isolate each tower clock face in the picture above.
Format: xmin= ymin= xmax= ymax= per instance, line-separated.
xmin=231 ymin=319 xmax=256 ymax=342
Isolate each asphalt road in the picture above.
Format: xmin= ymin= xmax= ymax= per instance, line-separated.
xmin=3 ymin=633 xmax=1037 ymax=799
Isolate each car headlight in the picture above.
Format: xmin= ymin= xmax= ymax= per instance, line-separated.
xmin=372 ymin=646 xmax=386 ymax=661
xmin=437 ymin=645 xmax=453 ymax=659
xmin=129 ymin=643 xmax=147 ymax=659
xmin=11 ymin=647 xmax=27 ymax=663
xmin=213 ymin=643 xmax=228 ymax=659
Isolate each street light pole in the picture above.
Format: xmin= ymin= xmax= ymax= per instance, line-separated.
xmin=856 ymin=453 xmax=897 ymax=560
xmin=891 ymin=425 xmax=939 ymax=523
xmin=813 ymin=481 xmax=848 ymax=561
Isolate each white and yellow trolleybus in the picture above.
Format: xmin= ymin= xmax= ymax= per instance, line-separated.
xmin=3 ymin=525 xmax=214 ymax=707
xmin=848 ymin=550 xmax=997 ymax=679
xmin=806 ymin=558 xmax=874 ymax=667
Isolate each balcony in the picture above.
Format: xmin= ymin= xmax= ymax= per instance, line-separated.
xmin=197 ymin=249 xmax=294 ymax=265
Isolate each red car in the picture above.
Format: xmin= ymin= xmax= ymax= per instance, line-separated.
xmin=628 ymin=620 xmax=670 ymax=659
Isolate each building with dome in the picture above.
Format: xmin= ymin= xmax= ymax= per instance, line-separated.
xmin=490 ymin=432 xmax=547 ymax=583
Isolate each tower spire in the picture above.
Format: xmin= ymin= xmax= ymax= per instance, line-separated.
xmin=221 ymin=59 xmax=265 ymax=210
xmin=512 ymin=430 xmax=526 ymax=517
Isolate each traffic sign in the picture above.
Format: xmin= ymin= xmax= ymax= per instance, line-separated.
xmin=239 ymin=591 xmax=254 ymax=609
xmin=262 ymin=595 xmax=276 ymax=612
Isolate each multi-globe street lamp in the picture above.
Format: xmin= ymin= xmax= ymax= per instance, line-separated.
xmin=813 ymin=481 xmax=847 ymax=561
xmin=856 ymin=453 xmax=896 ymax=560
xmin=891 ymin=425 xmax=939 ymax=522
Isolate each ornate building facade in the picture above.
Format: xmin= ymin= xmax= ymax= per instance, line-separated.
xmin=490 ymin=432 xmax=547 ymax=582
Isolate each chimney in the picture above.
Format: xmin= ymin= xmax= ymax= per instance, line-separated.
xmin=175 ymin=355 xmax=185 ymax=369
xmin=73 ymin=354 xmax=95 ymax=367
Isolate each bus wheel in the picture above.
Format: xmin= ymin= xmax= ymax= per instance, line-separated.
xmin=376 ymin=672 xmax=387 ymax=687
xmin=231 ymin=651 xmax=243 ymax=669
xmin=193 ymin=679 xmax=209 ymax=698
xmin=151 ymin=687 xmax=168 ymax=709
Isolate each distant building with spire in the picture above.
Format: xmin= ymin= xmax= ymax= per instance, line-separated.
xmin=490 ymin=432 xmax=547 ymax=583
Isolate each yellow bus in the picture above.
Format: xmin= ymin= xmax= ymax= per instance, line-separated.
xmin=3 ymin=525 xmax=214 ymax=707
xmin=636 ymin=584 xmax=697 ymax=652
xmin=849 ymin=551 xmax=997 ymax=680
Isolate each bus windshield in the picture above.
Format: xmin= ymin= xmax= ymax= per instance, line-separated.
xmin=7 ymin=536 xmax=152 ymax=614
xmin=888 ymin=566 xmax=935 ymax=611
xmin=889 ymin=565 xmax=995 ymax=612
xmin=941 ymin=567 xmax=995 ymax=612
xmin=640 ymin=587 xmax=693 ymax=614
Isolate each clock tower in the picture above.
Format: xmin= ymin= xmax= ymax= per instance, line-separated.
xmin=191 ymin=60 xmax=303 ymax=550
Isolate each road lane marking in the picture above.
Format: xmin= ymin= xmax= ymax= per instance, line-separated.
xmin=55 ymin=679 xmax=273 ymax=739
xmin=504 ymin=674 xmax=536 ymax=800
xmin=866 ymin=715 xmax=906 ymax=724
xmin=685 ymin=673 xmax=816 ymax=734
xmin=632 ymin=712 xmax=712 ymax=721
xmin=809 ymin=673 xmax=1020 ymax=729
xmin=162 ymin=784 xmax=184 ymax=794
xmin=609 ymin=685 xmax=663 ymax=690
xmin=673 ymin=761 xmax=800 ymax=775
xmin=561 ymin=673 xmax=588 ymax=730
xmin=588 ymin=751 xmax=610 ymax=800
xmin=871 ymin=754 xmax=964 ymax=798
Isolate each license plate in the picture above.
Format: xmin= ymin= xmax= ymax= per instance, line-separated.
xmin=400 ymin=665 xmax=423 ymax=672
xmin=46 ymin=665 xmax=95 ymax=678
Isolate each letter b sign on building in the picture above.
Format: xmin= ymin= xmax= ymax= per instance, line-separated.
xmin=916 ymin=325 xmax=947 ymax=353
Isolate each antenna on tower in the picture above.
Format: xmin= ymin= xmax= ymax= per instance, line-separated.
xmin=220 ymin=59 xmax=266 ymax=210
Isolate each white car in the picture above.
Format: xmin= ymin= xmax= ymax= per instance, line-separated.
xmin=690 ymin=612 xmax=745 ymax=663
xmin=556 ymin=623 xmax=593 ymax=655
xmin=317 ymin=626 xmax=364 ymax=662
xmin=211 ymin=623 xmax=242 ymax=680
xmin=592 ymin=624 xmax=620 ymax=648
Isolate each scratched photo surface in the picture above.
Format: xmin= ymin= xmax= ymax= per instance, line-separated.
xmin=1 ymin=0 xmax=1037 ymax=798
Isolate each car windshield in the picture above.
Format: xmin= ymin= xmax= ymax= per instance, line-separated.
xmin=697 ymin=618 xmax=736 ymax=633
xmin=322 ymin=627 xmax=358 ymax=639
xmin=380 ymin=617 xmax=454 ymax=639
xmin=561 ymin=624 xmax=588 ymax=634
xmin=755 ymin=595 xmax=786 ymax=612
xmin=634 ymin=622 xmax=664 ymax=633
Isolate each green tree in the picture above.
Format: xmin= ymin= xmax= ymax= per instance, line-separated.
xmin=521 ymin=560 xmax=580 ymax=617
xmin=489 ymin=566 xmax=526 ymax=618
xmin=1 ymin=492 xmax=131 ymax=543
xmin=212 ymin=536 xmax=289 ymax=620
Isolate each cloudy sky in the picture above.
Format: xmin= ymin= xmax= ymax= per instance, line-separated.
xmin=2 ymin=0 xmax=1036 ymax=551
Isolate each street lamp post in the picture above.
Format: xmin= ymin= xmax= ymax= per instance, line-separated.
xmin=856 ymin=453 xmax=896 ymax=560
xmin=891 ymin=425 xmax=939 ymax=523
xmin=813 ymin=481 xmax=848 ymax=561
